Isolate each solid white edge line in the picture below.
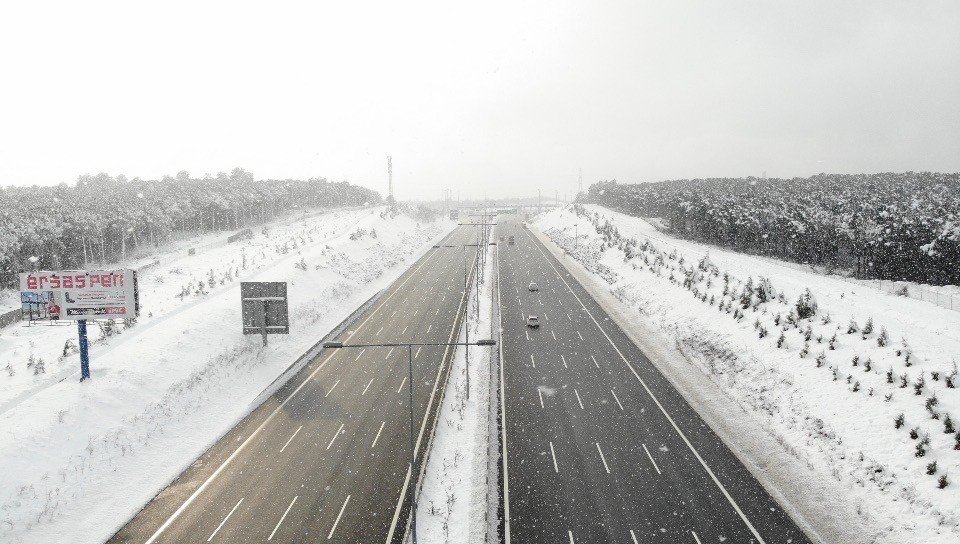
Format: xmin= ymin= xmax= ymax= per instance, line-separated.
xmin=326 ymin=423 xmax=345 ymax=450
xmin=523 ymin=227 xmax=767 ymax=544
xmin=497 ymin=239 xmax=512 ymax=544
xmin=141 ymin=232 xmax=445 ymax=544
xmin=371 ymin=421 xmax=386 ymax=448
xmin=267 ymin=495 xmax=298 ymax=541
xmin=327 ymin=495 xmax=351 ymax=540
xmin=549 ymin=441 xmax=559 ymax=473
xmin=642 ymin=443 xmax=662 ymax=475
xmin=596 ymin=442 xmax=611 ymax=473
xmin=206 ymin=497 xmax=243 ymax=542
xmin=278 ymin=425 xmax=303 ymax=453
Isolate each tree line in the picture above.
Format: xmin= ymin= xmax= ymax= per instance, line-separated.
xmin=0 ymin=168 xmax=380 ymax=287
xmin=584 ymin=172 xmax=960 ymax=285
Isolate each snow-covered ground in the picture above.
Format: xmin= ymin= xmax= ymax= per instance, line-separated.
xmin=416 ymin=242 xmax=496 ymax=543
xmin=0 ymin=206 xmax=453 ymax=544
xmin=534 ymin=204 xmax=960 ymax=544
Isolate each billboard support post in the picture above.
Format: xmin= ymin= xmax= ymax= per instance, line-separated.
xmin=78 ymin=319 xmax=90 ymax=381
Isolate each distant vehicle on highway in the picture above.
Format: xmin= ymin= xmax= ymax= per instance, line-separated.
xmin=508 ymin=235 xmax=515 ymax=245
xmin=526 ymin=315 xmax=540 ymax=328
xmin=528 ymin=282 xmax=539 ymax=292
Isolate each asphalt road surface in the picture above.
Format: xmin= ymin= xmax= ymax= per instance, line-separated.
xmin=497 ymin=214 xmax=811 ymax=544
xmin=109 ymin=223 xmax=484 ymax=544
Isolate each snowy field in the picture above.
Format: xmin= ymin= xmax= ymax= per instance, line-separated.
xmin=0 ymin=207 xmax=453 ymax=544
xmin=535 ymin=205 xmax=960 ymax=544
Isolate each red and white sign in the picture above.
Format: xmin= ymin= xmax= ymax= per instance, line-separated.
xmin=19 ymin=269 xmax=139 ymax=320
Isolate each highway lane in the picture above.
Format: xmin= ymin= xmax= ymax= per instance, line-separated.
xmin=109 ymin=223 xmax=482 ymax=544
xmin=497 ymin=214 xmax=811 ymax=544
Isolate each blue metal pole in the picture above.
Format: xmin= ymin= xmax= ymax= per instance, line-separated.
xmin=78 ymin=319 xmax=90 ymax=381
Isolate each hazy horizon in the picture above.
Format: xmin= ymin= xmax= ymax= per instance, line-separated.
xmin=2 ymin=1 xmax=958 ymax=200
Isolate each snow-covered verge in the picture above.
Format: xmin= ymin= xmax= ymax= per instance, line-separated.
xmin=0 ymin=207 xmax=454 ymax=544
xmin=534 ymin=205 xmax=960 ymax=544
xmin=417 ymin=243 xmax=496 ymax=543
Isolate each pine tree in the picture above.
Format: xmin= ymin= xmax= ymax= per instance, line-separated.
xmin=877 ymin=327 xmax=889 ymax=347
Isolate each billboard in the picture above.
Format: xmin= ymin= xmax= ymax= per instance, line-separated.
xmin=19 ymin=269 xmax=140 ymax=321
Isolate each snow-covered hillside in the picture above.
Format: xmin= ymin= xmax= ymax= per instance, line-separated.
xmin=535 ymin=204 xmax=960 ymax=544
xmin=0 ymin=207 xmax=453 ymax=544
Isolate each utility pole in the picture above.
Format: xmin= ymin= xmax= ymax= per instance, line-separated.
xmin=387 ymin=155 xmax=394 ymax=207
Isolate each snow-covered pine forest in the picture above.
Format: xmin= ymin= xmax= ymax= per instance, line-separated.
xmin=585 ymin=173 xmax=960 ymax=285
xmin=0 ymin=169 xmax=379 ymax=287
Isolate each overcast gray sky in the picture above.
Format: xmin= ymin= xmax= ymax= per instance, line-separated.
xmin=1 ymin=1 xmax=958 ymax=200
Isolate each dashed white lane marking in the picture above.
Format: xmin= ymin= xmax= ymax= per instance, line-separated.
xmin=549 ymin=441 xmax=559 ymax=473
xmin=362 ymin=378 xmax=374 ymax=395
xmin=415 ymin=347 xmax=422 ymax=358
xmin=267 ymin=496 xmax=298 ymax=540
xmin=327 ymin=495 xmax=351 ymax=540
xmin=279 ymin=425 xmax=303 ymax=453
xmin=376 ymin=326 xmax=384 ymax=336
xmin=538 ymin=389 xmax=545 ymax=409
xmin=576 ymin=330 xmax=583 ymax=340
xmin=560 ymin=354 xmax=568 ymax=368
xmin=568 ymin=530 xmax=575 ymax=544
xmin=574 ymin=389 xmax=584 ymax=409
xmin=691 ymin=530 xmax=702 ymax=544
xmin=354 ymin=348 xmax=366 ymax=362
xmin=427 ymin=324 xmax=432 ymax=334
xmin=642 ymin=443 xmax=662 ymax=474
xmin=591 ymin=355 xmax=600 ymax=368
xmin=551 ymin=330 xmax=557 ymax=341
xmin=207 ymin=498 xmax=243 ymax=541
xmin=525 ymin=330 xmax=530 ymax=341
xmin=435 ymin=308 xmax=440 ymax=315
xmin=413 ymin=308 xmax=418 ymax=316
xmin=611 ymin=389 xmax=625 ymax=411
xmin=596 ymin=442 xmax=611 ymax=473
xmin=630 ymin=530 xmax=639 ymax=544
xmin=326 ymin=423 xmax=345 ymax=450
xmin=391 ymin=310 xmax=397 ymax=317
xmin=386 ymin=347 xmax=395 ymax=359
xmin=530 ymin=354 xmax=536 ymax=368
xmin=324 ymin=379 xmax=340 ymax=398
xmin=397 ymin=376 xmax=407 ymax=393
xmin=401 ymin=325 xmax=408 ymax=335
